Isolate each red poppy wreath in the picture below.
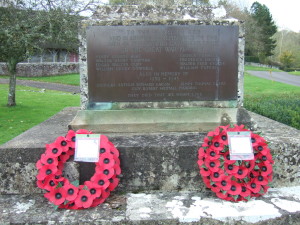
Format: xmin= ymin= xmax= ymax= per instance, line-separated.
xmin=197 ymin=124 xmax=274 ymax=202
xmin=36 ymin=129 xmax=121 ymax=209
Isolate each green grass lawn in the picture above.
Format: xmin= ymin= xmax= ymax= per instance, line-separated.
xmin=244 ymin=72 xmax=300 ymax=129
xmin=245 ymin=65 xmax=282 ymax=72
xmin=288 ymin=71 xmax=300 ymax=76
xmin=0 ymin=73 xmax=80 ymax=86
xmin=0 ymin=84 xmax=80 ymax=145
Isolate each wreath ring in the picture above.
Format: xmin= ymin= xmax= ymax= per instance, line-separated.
xmin=36 ymin=129 xmax=121 ymax=209
xmin=198 ymin=124 xmax=274 ymax=202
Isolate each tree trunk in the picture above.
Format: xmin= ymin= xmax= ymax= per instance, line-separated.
xmin=7 ymin=59 xmax=18 ymax=107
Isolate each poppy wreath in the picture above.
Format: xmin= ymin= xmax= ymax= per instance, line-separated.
xmin=36 ymin=129 xmax=121 ymax=209
xmin=197 ymin=124 xmax=274 ymax=202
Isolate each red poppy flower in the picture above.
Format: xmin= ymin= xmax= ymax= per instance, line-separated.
xmin=65 ymin=130 xmax=76 ymax=148
xmin=101 ymin=189 xmax=111 ymax=199
xmin=263 ymin=185 xmax=270 ymax=193
xmin=76 ymin=129 xmax=93 ymax=135
xmin=202 ymin=176 xmax=211 ymax=188
xmin=63 ymin=182 xmax=79 ymax=201
xmin=113 ymin=155 xmax=121 ymax=165
xmin=223 ymin=151 xmax=236 ymax=164
xmin=227 ymin=181 xmax=241 ymax=195
xmin=44 ymin=187 xmax=67 ymax=205
xmin=36 ymin=160 xmax=43 ymax=169
xmin=242 ymin=160 xmax=255 ymax=171
xmin=54 ymin=136 xmax=69 ymax=152
xmin=59 ymin=152 xmax=71 ymax=163
xmin=84 ymin=181 xmax=102 ymax=199
xmin=218 ymin=125 xmax=229 ymax=131
xmin=216 ymin=191 xmax=230 ymax=201
xmin=45 ymin=143 xmax=62 ymax=158
xmin=90 ymin=174 xmax=110 ymax=190
xmin=208 ymin=130 xmax=219 ymax=137
xmin=202 ymin=136 xmax=213 ymax=147
xmin=91 ymin=197 xmax=106 ymax=208
xmin=43 ymin=174 xmax=64 ymax=191
xmin=75 ymin=189 xmax=93 ymax=208
xmin=251 ymin=133 xmax=265 ymax=147
xmin=254 ymin=175 xmax=268 ymax=185
xmin=36 ymin=179 xmax=45 ymax=189
xmin=200 ymin=167 xmax=211 ymax=177
xmin=109 ymin=145 xmax=120 ymax=158
xmin=205 ymin=159 xmax=220 ymax=172
xmin=96 ymin=166 xmax=115 ymax=179
xmin=255 ymin=142 xmax=269 ymax=156
xmin=217 ymin=130 xmax=229 ymax=145
xmin=198 ymin=147 xmax=207 ymax=159
xmin=197 ymin=159 xmax=205 ymax=167
xmin=260 ymin=162 xmax=273 ymax=176
xmin=211 ymin=138 xmax=224 ymax=151
xmin=59 ymin=201 xmax=79 ymax=210
xmin=224 ymin=162 xmax=239 ymax=175
xmin=108 ymin=175 xmax=120 ymax=192
xmin=239 ymin=184 xmax=251 ymax=197
xmin=98 ymin=152 xmax=115 ymax=169
xmin=247 ymin=181 xmax=261 ymax=193
xmin=258 ymin=152 xmax=274 ymax=164
xmin=114 ymin=164 xmax=121 ymax=176
xmin=215 ymin=175 xmax=232 ymax=191
xmin=41 ymin=154 xmax=58 ymax=167
xmin=211 ymin=183 xmax=221 ymax=193
xmin=37 ymin=164 xmax=58 ymax=181
xmin=207 ymin=148 xmax=220 ymax=160
xmin=235 ymin=167 xmax=249 ymax=179
xmin=211 ymin=169 xmax=225 ymax=182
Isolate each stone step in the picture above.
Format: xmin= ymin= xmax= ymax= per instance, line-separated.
xmin=0 ymin=107 xmax=300 ymax=195
xmin=1 ymin=187 xmax=300 ymax=224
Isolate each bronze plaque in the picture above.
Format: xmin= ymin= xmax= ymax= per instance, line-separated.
xmin=87 ymin=25 xmax=238 ymax=103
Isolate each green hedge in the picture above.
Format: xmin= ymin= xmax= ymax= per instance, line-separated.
xmin=244 ymin=94 xmax=300 ymax=130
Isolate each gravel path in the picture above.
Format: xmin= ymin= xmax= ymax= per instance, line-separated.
xmin=0 ymin=78 xmax=80 ymax=93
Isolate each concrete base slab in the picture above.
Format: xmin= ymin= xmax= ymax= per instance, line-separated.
xmin=1 ymin=186 xmax=300 ymax=224
xmin=69 ymin=108 xmax=241 ymax=133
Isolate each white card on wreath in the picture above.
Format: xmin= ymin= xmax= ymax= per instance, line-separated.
xmin=74 ymin=134 xmax=100 ymax=162
xmin=227 ymin=131 xmax=254 ymax=160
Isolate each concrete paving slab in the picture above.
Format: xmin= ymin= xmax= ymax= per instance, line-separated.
xmin=1 ymin=187 xmax=300 ymax=224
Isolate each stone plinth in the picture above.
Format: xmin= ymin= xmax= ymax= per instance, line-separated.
xmin=1 ymin=108 xmax=300 ymax=195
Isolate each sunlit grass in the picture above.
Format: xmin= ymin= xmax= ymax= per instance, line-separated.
xmin=0 ymin=84 xmax=80 ymax=145
xmin=0 ymin=73 xmax=80 ymax=86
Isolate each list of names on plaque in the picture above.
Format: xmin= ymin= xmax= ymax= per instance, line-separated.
xmin=87 ymin=25 xmax=238 ymax=102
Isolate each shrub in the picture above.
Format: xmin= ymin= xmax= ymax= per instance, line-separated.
xmin=244 ymin=94 xmax=300 ymax=130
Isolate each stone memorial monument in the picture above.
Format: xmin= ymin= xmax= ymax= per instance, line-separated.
xmin=69 ymin=5 xmax=249 ymax=133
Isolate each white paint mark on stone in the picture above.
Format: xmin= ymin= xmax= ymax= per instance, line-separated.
xmin=165 ymin=197 xmax=281 ymax=223
xmin=140 ymin=213 xmax=151 ymax=218
xmin=265 ymin=186 xmax=300 ymax=201
xmin=166 ymin=199 xmax=187 ymax=222
xmin=13 ymin=200 xmax=35 ymax=214
xmin=271 ymin=198 xmax=300 ymax=213
xmin=112 ymin=216 xmax=125 ymax=222
xmin=139 ymin=207 xmax=152 ymax=213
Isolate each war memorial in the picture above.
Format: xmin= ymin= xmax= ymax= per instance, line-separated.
xmin=0 ymin=4 xmax=300 ymax=224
